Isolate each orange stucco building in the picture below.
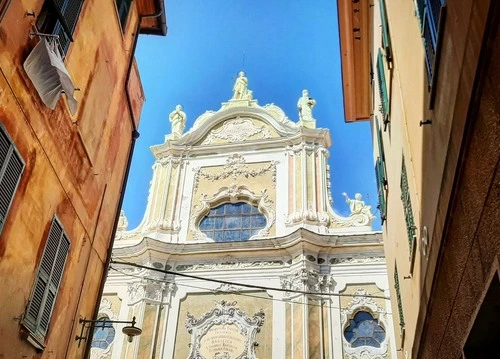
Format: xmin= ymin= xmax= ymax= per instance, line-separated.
xmin=338 ymin=0 xmax=499 ymax=357
xmin=0 ymin=0 xmax=166 ymax=357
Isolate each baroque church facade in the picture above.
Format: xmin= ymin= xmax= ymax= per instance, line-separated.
xmin=92 ymin=74 xmax=397 ymax=359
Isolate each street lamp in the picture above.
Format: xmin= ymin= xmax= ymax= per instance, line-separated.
xmin=75 ymin=316 xmax=142 ymax=347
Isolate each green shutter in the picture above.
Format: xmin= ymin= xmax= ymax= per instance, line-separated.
xmin=0 ymin=124 xmax=24 ymax=236
xmin=400 ymin=157 xmax=416 ymax=254
xmin=375 ymin=118 xmax=387 ymax=224
xmin=394 ymin=265 xmax=405 ymax=329
xmin=379 ymin=0 xmax=392 ymax=61
xmin=376 ymin=49 xmax=389 ymax=116
xmin=24 ymin=218 xmax=70 ymax=342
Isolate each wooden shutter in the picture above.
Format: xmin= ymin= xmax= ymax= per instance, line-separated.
xmin=394 ymin=265 xmax=405 ymax=329
xmin=379 ymin=0 xmax=392 ymax=61
xmin=24 ymin=218 xmax=70 ymax=341
xmin=376 ymin=49 xmax=389 ymax=117
xmin=375 ymin=118 xmax=387 ymax=224
xmin=0 ymin=125 xmax=25 ymax=235
xmin=52 ymin=0 xmax=85 ymax=54
xmin=116 ymin=0 xmax=132 ymax=31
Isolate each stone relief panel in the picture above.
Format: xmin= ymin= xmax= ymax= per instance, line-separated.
xmin=192 ymin=154 xmax=277 ymax=193
xmin=185 ymin=300 xmax=265 ymax=359
xmin=200 ymin=117 xmax=277 ymax=145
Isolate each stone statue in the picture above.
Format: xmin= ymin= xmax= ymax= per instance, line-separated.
xmin=297 ymin=89 xmax=316 ymax=128
xmin=168 ymin=104 xmax=186 ymax=140
xmin=232 ymin=71 xmax=248 ymax=100
xmin=117 ymin=210 xmax=128 ymax=232
xmin=342 ymin=192 xmax=374 ymax=218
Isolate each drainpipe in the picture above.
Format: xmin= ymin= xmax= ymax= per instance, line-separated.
xmin=83 ymin=10 xmax=163 ymax=358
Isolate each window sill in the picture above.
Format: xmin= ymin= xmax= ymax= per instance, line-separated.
xmin=20 ymin=325 xmax=45 ymax=352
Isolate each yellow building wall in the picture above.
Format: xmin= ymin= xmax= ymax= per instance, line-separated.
xmin=0 ymin=0 xmax=147 ymax=357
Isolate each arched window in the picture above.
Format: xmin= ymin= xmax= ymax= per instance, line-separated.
xmin=91 ymin=316 xmax=115 ymax=350
xmin=199 ymin=202 xmax=266 ymax=242
xmin=344 ymin=311 xmax=386 ymax=348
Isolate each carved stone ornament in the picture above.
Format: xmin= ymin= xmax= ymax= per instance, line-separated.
xmin=90 ymin=298 xmax=117 ymax=359
xmin=330 ymin=257 xmax=386 ymax=265
xmin=212 ymin=283 xmax=242 ymax=293
xmin=190 ymin=184 xmax=276 ymax=241
xmin=192 ymin=154 xmax=277 ymax=193
xmin=341 ymin=288 xmax=390 ymax=359
xmin=185 ymin=300 xmax=265 ymax=359
xmin=201 ymin=117 xmax=272 ymax=145
xmin=176 ymin=260 xmax=284 ymax=272
xmin=280 ymin=268 xmax=335 ymax=297
xmin=127 ymin=279 xmax=177 ymax=305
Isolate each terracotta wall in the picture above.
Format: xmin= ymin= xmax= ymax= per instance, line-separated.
xmin=0 ymin=0 xmax=145 ymax=357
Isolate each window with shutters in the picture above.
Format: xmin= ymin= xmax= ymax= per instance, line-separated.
xmin=376 ymin=49 xmax=389 ymax=119
xmin=394 ymin=264 xmax=405 ymax=330
xmin=115 ymin=0 xmax=132 ymax=31
xmin=379 ymin=0 xmax=392 ymax=62
xmin=374 ymin=117 xmax=387 ymax=225
xmin=400 ymin=157 xmax=416 ymax=256
xmin=23 ymin=217 xmax=70 ymax=347
xmin=0 ymin=123 xmax=25 ymax=237
xmin=36 ymin=0 xmax=85 ymax=55
xmin=414 ymin=0 xmax=446 ymax=89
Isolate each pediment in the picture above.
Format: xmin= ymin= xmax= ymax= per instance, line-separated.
xmin=174 ymin=105 xmax=300 ymax=147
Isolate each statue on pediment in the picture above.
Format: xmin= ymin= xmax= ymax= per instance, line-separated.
xmin=232 ymin=71 xmax=249 ymax=100
xmin=168 ymin=104 xmax=186 ymax=140
xmin=297 ymin=89 xmax=316 ymax=128
xmin=342 ymin=193 xmax=374 ymax=218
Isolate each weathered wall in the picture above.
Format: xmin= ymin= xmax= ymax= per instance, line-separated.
xmin=0 ymin=0 xmax=146 ymax=357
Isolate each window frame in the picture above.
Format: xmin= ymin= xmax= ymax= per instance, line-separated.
xmin=415 ymin=0 xmax=447 ymax=101
xmin=400 ymin=156 xmax=417 ymax=268
xmin=23 ymin=216 xmax=71 ymax=348
xmin=36 ymin=0 xmax=85 ymax=55
xmin=0 ymin=121 xmax=25 ymax=237
xmin=376 ymin=49 xmax=390 ymax=120
xmin=394 ymin=264 xmax=405 ymax=331
xmin=114 ymin=0 xmax=133 ymax=33
xmin=91 ymin=315 xmax=116 ymax=351
xmin=343 ymin=310 xmax=387 ymax=348
xmin=198 ymin=201 xmax=267 ymax=242
xmin=379 ymin=0 xmax=392 ymax=63
xmin=375 ymin=117 xmax=387 ymax=225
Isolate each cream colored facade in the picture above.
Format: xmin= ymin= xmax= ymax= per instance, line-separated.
xmin=93 ymin=76 xmax=397 ymax=359
xmin=339 ymin=0 xmax=500 ymax=358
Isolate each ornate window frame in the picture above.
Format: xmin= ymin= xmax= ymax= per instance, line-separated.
xmin=190 ymin=184 xmax=275 ymax=241
xmin=341 ymin=288 xmax=390 ymax=359
xmin=90 ymin=299 xmax=117 ymax=359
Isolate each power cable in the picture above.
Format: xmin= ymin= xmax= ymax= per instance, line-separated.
xmin=110 ymin=259 xmax=390 ymax=300
xmin=109 ymin=265 xmax=392 ymax=316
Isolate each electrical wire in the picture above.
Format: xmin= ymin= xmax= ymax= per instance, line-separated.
xmin=110 ymin=259 xmax=391 ymax=300
xmin=108 ymin=265 xmax=392 ymax=315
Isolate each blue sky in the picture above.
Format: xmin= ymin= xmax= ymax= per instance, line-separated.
xmin=123 ymin=0 xmax=380 ymax=229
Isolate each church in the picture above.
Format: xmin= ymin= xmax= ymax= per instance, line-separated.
xmin=91 ymin=73 xmax=397 ymax=359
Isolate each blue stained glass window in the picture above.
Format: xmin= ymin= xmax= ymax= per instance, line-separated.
xmin=343 ymin=311 xmax=386 ymax=348
xmin=91 ymin=316 xmax=115 ymax=350
xmin=199 ymin=202 xmax=267 ymax=242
